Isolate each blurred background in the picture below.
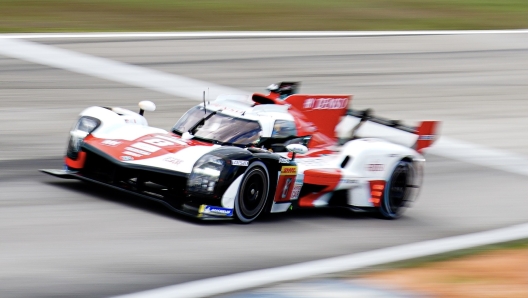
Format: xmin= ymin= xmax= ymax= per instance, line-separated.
xmin=1 ymin=0 xmax=527 ymax=32
xmin=1 ymin=1 xmax=528 ymax=298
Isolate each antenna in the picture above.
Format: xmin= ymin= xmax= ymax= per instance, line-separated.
xmin=203 ymin=91 xmax=206 ymax=116
xmin=207 ymin=87 xmax=210 ymax=104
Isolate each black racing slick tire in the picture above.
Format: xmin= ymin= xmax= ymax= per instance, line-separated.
xmin=234 ymin=161 xmax=270 ymax=223
xmin=379 ymin=160 xmax=413 ymax=219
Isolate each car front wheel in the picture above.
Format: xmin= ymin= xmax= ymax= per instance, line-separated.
xmin=234 ymin=161 xmax=269 ymax=223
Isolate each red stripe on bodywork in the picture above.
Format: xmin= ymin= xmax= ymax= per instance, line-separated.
xmin=82 ymin=133 xmax=212 ymax=162
xmin=298 ymin=168 xmax=342 ymax=207
xmin=65 ymin=152 xmax=86 ymax=169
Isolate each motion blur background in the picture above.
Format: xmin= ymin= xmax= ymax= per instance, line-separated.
xmin=1 ymin=0 xmax=528 ymax=32
xmin=1 ymin=1 xmax=528 ymax=298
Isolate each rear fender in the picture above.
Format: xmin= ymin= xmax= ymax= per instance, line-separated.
xmin=339 ymin=139 xmax=423 ymax=207
xmin=339 ymin=139 xmax=418 ymax=178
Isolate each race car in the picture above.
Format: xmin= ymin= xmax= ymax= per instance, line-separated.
xmin=41 ymin=82 xmax=439 ymax=223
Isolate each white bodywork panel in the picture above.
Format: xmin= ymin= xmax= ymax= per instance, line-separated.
xmin=271 ymin=202 xmax=292 ymax=213
xmin=221 ymin=175 xmax=243 ymax=209
xmin=80 ymin=106 xmax=167 ymax=141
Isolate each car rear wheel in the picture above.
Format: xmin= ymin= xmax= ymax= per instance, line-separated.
xmin=379 ymin=160 xmax=413 ymax=219
xmin=234 ymin=161 xmax=269 ymax=223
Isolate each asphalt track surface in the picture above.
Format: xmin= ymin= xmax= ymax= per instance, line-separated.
xmin=1 ymin=33 xmax=528 ymax=297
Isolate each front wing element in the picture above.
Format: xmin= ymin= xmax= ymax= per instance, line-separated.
xmin=40 ymin=169 xmax=233 ymax=221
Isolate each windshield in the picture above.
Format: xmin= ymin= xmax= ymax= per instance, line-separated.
xmin=173 ymin=107 xmax=262 ymax=146
xmin=172 ymin=106 xmax=213 ymax=134
xmin=193 ymin=113 xmax=261 ymax=145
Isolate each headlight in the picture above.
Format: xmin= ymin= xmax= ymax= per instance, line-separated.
xmin=187 ymin=155 xmax=225 ymax=194
xmin=74 ymin=116 xmax=100 ymax=133
xmin=66 ymin=116 xmax=101 ymax=159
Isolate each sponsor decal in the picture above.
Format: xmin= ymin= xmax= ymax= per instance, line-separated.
xmin=120 ymin=156 xmax=134 ymax=161
xmin=143 ymin=138 xmax=174 ymax=147
xmin=163 ymin=156 xmax=183 ymax=165
xmin=303 ymin=98 xmax=348 ymax=110
xmin=280 ymin=166 xmax=297 ymax=176
xmin=367 ymin=163 xmax=384 ymax=172
xmin=232 ymin=160 xmax=249 ymax=166
xmin=117 ymin=136 xmax=188 ymax=160
xmin=122 ymin=151 xmax=142 ymax=157
xmin=418 ymin=135 xmax=435 ymax=141
xmin=125 ymin=146 xmax=150 ymax=156
xmin=131 ymin=142 xmax=160 ymax=153
xmin=281 ymin=178 xmax=293 ymax=199
xmin=279 ymin=157 xmax=290 ymax=164
xmin=155 ymin=135 xmax=188 ymax=146
xmin=124 ymin=119 xmax=136 ymax=124
xmin=290 ymin=184 xmax=303 ymax=200
xmin=340 ymin=178 xmax=358 ymax=184
xmin=101 ymin=140 xmax=121 ymax=147
xmin=199 ymin=205 xmax=233 ymax=217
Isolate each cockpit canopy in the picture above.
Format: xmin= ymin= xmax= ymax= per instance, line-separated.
xmin=172 ymin=106 xmax=261 ymax=146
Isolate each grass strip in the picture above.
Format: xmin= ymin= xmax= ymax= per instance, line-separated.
xmin=1 ymin=0 xmax=527 ymax=33
xmin=340 ymin=238 xmax=528 ymax=278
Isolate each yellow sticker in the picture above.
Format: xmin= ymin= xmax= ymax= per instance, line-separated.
xmin=281 ymin=166 xmax=297 ymax=176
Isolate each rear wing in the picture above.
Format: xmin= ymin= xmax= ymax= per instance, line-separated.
xmin=336 ymin=109 xmax=440 ymax=153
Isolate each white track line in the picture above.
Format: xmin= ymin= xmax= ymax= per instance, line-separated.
xmin=114 ymin=223 xmax=528 ymax=298
xmin=1 ymin=30 xmax=528 ymax=39
xmin=2 ymin=36 xmax=528 ymax=298
xmin=429 ymin=137 xmax=528 ymax=176
xmin=0 ymin=38 xmax=244 ymax=100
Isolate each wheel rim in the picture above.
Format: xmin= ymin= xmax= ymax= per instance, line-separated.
xmin=240 ymin=169 xmax=267 ymax=218
xmin=388 ymin=164 xmax=409 ymax=213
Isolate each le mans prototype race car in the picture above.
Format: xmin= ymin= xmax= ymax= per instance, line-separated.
xmin=42 ymin=82 xmax=439 ymax=223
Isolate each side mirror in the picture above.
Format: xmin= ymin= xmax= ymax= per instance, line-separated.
xmin=286 ymin=144 xmax=308 ymax=161
xmin=361 ymin=108 xmax=372 ymax=121
xmin=138 ymin=101 xmax=156 ymax=116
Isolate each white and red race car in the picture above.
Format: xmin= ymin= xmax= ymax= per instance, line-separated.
xmin=42 ymin=82 xmax=439 ymax=223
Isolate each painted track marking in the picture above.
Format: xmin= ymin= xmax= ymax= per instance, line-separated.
xmin=1 ymin=30 xmax=528 ymax=39
xmin=114 ymin=223 xmax=528 ymax=298
xmin=429 ymin=137 xmax=528 ymax=176
xmin=0 ymin=38 xmax=245 ymax=101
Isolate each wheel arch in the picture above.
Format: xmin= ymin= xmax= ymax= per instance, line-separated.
xmin=380 ymin=158 xmax=414 ymax=219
